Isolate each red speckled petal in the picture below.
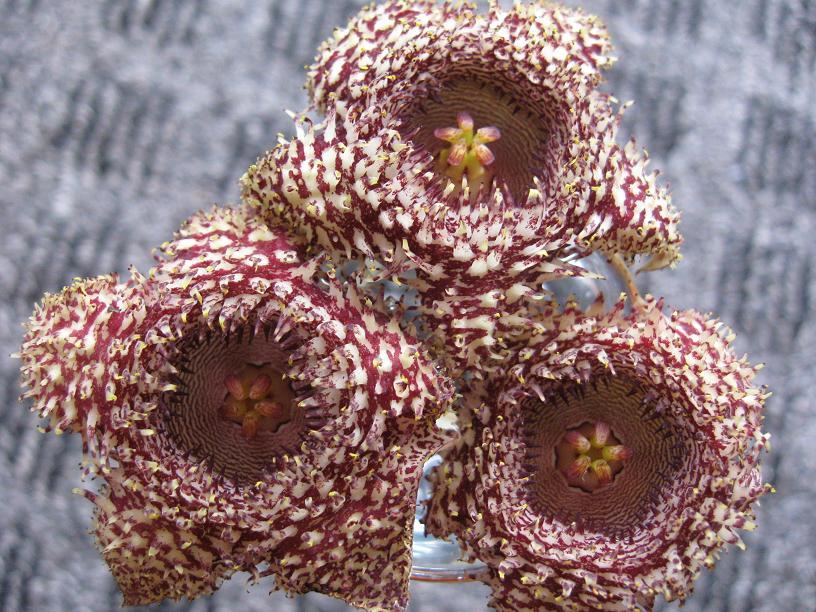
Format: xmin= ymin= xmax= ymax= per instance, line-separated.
xmin=308 ymin=1 xmax=613 ymax=113
xmin=79 ymin=475 xmax=246 ymax=606
xmin=18 ymin=275 xmax=148 ymax=464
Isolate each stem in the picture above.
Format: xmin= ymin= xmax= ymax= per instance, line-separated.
xmin=608 ymin=254 xmax=644 ymax=309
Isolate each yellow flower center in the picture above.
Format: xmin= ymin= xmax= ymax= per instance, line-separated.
xmin=556 ymin=421 xmax=633 ymax=493
xmin=434 ymin=111 xmax=501 ymax=198
xmin=221 ymin=365 xmax=294 ymax=439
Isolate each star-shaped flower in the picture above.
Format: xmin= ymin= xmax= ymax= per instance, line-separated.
xmin=425 ymin=295 xmax=770 ymax=610
xmin=242 ymin=0 xmax=682 ymax=374
xmin=19 ymin=205 xmax=453 ymax=609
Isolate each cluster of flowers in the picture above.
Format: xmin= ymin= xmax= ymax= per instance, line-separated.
xmin=18 ymin=1 xmax=770 ymax=610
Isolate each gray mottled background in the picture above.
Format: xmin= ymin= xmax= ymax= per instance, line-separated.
xmin=0 ymin=1 xmax=814 ymax=610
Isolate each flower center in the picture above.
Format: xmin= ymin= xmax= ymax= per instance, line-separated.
xmin=434 ymin=111 xmax=501 ymax=197
xmin=522 ymin=375 xmax=686 ymax=536
xmin=165 ymin=324 xmax=312 ymax=483
xmin=221 ymin=365 xmax=294 ymax=440
xmin=556 ymin=421 xmax=633 ymax=493
xmin=400 ymin=79 xmax=555 ymax=204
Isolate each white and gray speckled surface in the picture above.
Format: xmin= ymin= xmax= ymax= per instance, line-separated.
xmin=1 ymin=1 xmax=814 ymax=610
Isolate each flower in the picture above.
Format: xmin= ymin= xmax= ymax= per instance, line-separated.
xmin=425 ymin=295 xmax=770 ymax=610
xmin=242 ymin=0 xmax=682 ymax=373
xmin=18 ymin=205 xmax=453 ymax=608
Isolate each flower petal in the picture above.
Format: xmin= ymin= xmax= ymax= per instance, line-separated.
xmin=571 ymin=102 xmax=683 ymax=268
xmin=80 ymin=476 xmax=244 ymax=606
xmin=308 ymin=1 xmax=613 ymax=113
xmin=256 ymin=427 xmax=448 ymax=609
xmin=18 ymin=275 xmax=147 ymax=465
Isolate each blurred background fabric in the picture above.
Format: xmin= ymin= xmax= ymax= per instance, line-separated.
xmin=0 ymin=0 xmax=814 ymax=610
